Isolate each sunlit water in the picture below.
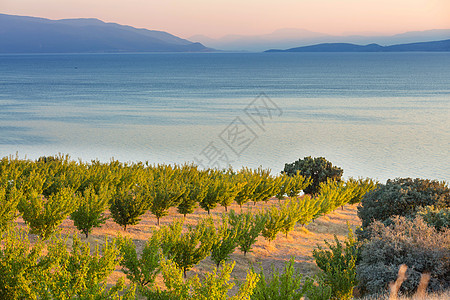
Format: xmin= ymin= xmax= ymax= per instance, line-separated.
xmin=0 ymin=52 xmax=449 ymax=182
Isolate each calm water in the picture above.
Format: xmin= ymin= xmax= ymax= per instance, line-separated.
xmin=0 ymin=52 xmax=449 ymax=182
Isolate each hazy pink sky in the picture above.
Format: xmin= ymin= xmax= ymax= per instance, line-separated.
xmin=2 ymin=0 xmax=450 ymax=38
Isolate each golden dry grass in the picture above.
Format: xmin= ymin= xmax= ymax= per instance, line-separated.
xmin=15 ymin=197 xmax=361 ymax=294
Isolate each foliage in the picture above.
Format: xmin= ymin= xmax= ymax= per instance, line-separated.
xmin=283 ymin=156 xmax=343 ymax=195
xmin=417 ymin=205 xmax=450 ymax=231
xmin=70 ymin=184 xmax=110 ymax=238
xmin=149 ymin=258 xmax=259 ymax=300
xmin=313 ymin=179 xmax=360 ymax=219
xmin=118 ymin=234 xmax=161 ymax=296
xmin=296 ymin=195 xmax=321 ymax=226
xmin=261 ymin=205 xmax=284 ymax=243
xmin=275 ymin=174 xmax=293 ymax=201
xmin=234 ymin=168 xmax=260 ymax=208
xmin=251 ymin=257 xmax=314 ymax=300
xmin=251 ymin=168 xmax=280 ymax=205
xmin=0 ymin=225 xmax=135 ymax=299
xmin=200 ymin=170 xmax=223 ymax=214
xmin=177 ymin=169 xmax=208 ymax=217
xmin=18 ymin=187 xmax=77 ymax=239
xmin=158 ymin=218 xmax=216 ymax=277
xmin=228 ymin=209 xmax=267 ymax=256
xmin=148 ymin=165 xmax=185 ymax=225
xmin=356 ymin=216 xmax=450 ymax=296
xmin=286 ymin=171 xmax=311 ymax=199
xmin=110 ymin=185 xmax=149 ymax=231
xmin=313 ymin=227 xmax=359 ymax=300
xmin=279 ymin=197 xmax=301 ymax=238
xmin=306 ymin=279 xmax=333 ymax=300
xmin=357 ymin=178 xmax=450 ymax=229
xmin=211 ymin=215 xmax=239 ymax=267
xmin=346 ymin=177 xmax=378 ymax=205
xmin=0 ymin=181 xmax=21 ymax=231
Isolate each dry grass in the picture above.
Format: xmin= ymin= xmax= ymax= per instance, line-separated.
xmin=14 ymin=197 xmax=361 ymax=294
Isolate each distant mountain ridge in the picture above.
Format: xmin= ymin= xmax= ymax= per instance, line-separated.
xmin=265 ymin=39 xmax=450 ymax=52
xmin=190 ymin=28 xmax=450 ymax=52
xmin=0 ymin=14 xmax=211 ymax=53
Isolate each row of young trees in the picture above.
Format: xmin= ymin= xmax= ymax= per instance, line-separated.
xmin=0 ymin=155 xmax=314 ymax=239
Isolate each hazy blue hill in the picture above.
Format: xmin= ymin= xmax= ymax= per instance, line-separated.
xmin=0 ymin=14 xmax=211 ymax=53
xmin=265 ymin=39 xmax=450 ymax=52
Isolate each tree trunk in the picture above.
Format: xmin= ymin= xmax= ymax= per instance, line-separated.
xmin=157 ymin=217 xmax=160 ymax=226
xmin=224 ymin=206 xmax=228 ymax=212
xmin=183 ymin=268 xmax=187 ymax=278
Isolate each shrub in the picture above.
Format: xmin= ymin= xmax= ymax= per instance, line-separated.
xmin=261 ymin=205 xmax=284 ymax=243
xmin=296 ymin=195 xmax=321 ymax=227
xmin=356 ymin=216 xmax=450 ymax=296
xmin=18 ymin=187 xmax=77 ymax=239
xmin=211 ymin=215 xmax=239 ymax=268
xmin=234 ymin=168 xmax=261 ymax=208
xmin=251 ymin=257 xmax=314 ymax=300
xmin=158 ymin=218 xmax=216 ymax=278
xmin=346 ymin=177 xmax=378 ymax=205
xmin=275 ymin=174 xmax=293 ymax=201
xmin=357 ymin=178 xmax=450 ymax=229
xmin=150 ymin=258 xmax=259 ymax=300
xmin=279 ymin=197 xmax=302 ymax=238
xmin=283 ymin=156 xmax=343 ymax=195
xmin=313 ymin=227 xmax=359 ymax=300
xmin=0 ymin=225 xmax=135 ymax=299
xmin=70 ymin=184 xmax=110 ymax=238
xmin=110 ymin=186 xmax=148 ymax=231
xmin=286 ymin=171 xmax=311 ymax=199
xmin=417 ymin=205 xmax=450 ymax=231
xmin=0 ymin=182 xmax=21 ymax=231
xmin=177 ymin=171 xmax=208 ymax=218
xmin=251 ymin=168 xmax=280 ymax=205
xmin=228 ymin=209 xmax=267 ymax=256
xmin=118 ymin=234 xmax=161 ymax=296
xmin=148 ymin=167 xmax=185 ymax=225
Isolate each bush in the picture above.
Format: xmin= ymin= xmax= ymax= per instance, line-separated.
xmin=158 ymin=218 xmax=216 ymax=278
xmin=417 ymin=205 xmax=450 ymax=231
xmin=110 ymin=186 xmax=148 ymax=231
xmin=251 ymin=257 xmax=314 ymax=300
xmin=148 ymin=166 xmax=185 ymax=225
xmin=70 ymin=184 xmax=110 ymax=238
xmin=0 ymin=225 xmax=135 ymax=299
xmin=347 ymin=177 xmax=378 ymax=205
xmin=356 ymin=216 xmax=450 ymax=296
xmin=283 ymin=156 xmax=343 ymax=195
xmin=0 ymin=182 xmax=21 ymax=231
xmin=18 ymin=187 xmax=77 ymax=239
xmin=312 ymin=227 xmax=359 ymax=300
xmin=211 ymin=215 xmax=239 ymax=268
xmin=357 ymin=178 xmax=450 ymax=229
xmin=118 ymin=234 xmax=161 ymax=295
xmin=228 ymin=209 xmax=267 ymax=256
xmin=261 ymin=206 xmax=284 ymax=243
xmin=150 ymin=258 xmax=259 ymax=300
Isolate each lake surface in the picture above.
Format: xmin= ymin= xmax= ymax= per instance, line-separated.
xmin=0 ymin=52 xmax=449 ymax=182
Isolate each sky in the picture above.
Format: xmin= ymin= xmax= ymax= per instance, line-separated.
xmin=1 ymin=0 xmax=450 ymax=38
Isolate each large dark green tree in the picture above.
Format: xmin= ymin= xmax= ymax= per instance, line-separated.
xmin=283 ymin=156 xmax=343 ymax=195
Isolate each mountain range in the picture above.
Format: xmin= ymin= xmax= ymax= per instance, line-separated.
xmin=190 ymin=28 xmax=450 ymax=52
xmin=265 ymin=39 xmax=450 ymax=52
xmin=1 ymin=13 xmax=449 ymax=53
xmin=0 ymin=14 xmax=211 ymax=53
